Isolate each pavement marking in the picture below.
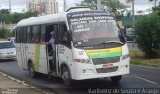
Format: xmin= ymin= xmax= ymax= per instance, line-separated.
xmin=131 ymin=64 xmax=160 ymax=70
xmin=126 ymin=75 xmax=158 ymax=85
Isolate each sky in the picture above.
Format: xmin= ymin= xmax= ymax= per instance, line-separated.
xmin=0 ymin=0 xmax=160 ymax=12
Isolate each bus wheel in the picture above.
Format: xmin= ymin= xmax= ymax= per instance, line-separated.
xmin=110 ymin=75 xmax=122 ymax=83
xmin=28 ymin=63 xmax=37 ymax=78
xmin=62 ymin=66 xmax=72 ymax=86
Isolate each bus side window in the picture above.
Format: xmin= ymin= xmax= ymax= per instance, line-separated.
xmin=16 ymin=28 xmax=20 ymax=43
xmin=23 ymin=27 xmax=27 ymax=43
xmin=19 ymin=28 xmax=24 ymax=43
xmin=40 ymin=25 xmax=46 ymax=42
xmin=27 ymin=27 xmax=32 ymax=43
xmin=31 ymin=26 xmax=41 ymax=43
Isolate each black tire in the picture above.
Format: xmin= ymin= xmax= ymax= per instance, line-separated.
xmin=110 ymin=75 xmax=122 ymax=83
xmin=62 ymin=66 xmax=73 ymax=86
xmin=28 ymin=63 xmax=37 ymax=78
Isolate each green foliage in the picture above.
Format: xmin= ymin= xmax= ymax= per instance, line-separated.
xmin=78 ymin=0 xmax=97 ymax=9
xmin=116 ymin=15 xmax=124 ymax=21
xmin=124 ymin=24 xmax=133 ymax=28
xmin=0 ymin=10 xmax=38 ymax=24
xmin=131 ymin=59 xmax=141 ymax=65
xmin=11 ymin=30 xmax=15 ymax=37
xmin=134 ymin=14 xmax=160 ymax=58
xmin=78 ymin=0 xmax=127 ymax=11
xmin=11 ymin=12 xmax=38 ymax=23
xmin=0 ymin=28 xmax=11 ymax=39
xmin=152 ymin=5 xmax=160 ymax=16
xmin=102 ymin=0 xmax=127 ymax=12
xmin=0 ymin=9 xmax=10 ymax=14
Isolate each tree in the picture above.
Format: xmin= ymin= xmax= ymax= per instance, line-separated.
xmin=0 ymin=9 xmax=10 ymax=14
xmin=152 ymin=5 xmax=160 ymax=16
xmin=134 ymin=14 xmax=160 ymax=58
xmin=149 ymin=0 xmax=157 ymax=7
xmin=102 ymin=0 xmax=127 ymax=12
xmin=0 ymin=28 xmax=11 ymax=39
xmin=78 ymin=0 xmax=97 ymax=9
xmin=0 ymin=9 xmax=38 ymax=24
xmin=78 ymin=0 xmax=127 ymax=12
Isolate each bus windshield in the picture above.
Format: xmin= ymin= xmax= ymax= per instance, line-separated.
xmin=67 ymin=11 xmax=125 ymax=49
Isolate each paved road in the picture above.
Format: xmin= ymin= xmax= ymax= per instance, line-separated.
xmin=0 ymin=60 xmax=160 ymax=94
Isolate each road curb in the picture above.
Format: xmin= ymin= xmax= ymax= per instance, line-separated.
xmin=0 ymin=71 xmax=54 ymax=94
xmin=131 ymin=64 xmax=160 ymax=70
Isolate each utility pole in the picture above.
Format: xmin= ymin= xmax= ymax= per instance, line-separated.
xmin=132 ymin=0 xmax=135 ymax=27
xmin=64 ymin=0 xmax=66 ymax=11
xmin=9 ymin=0 xmax=11 ymax=13
xmin=97 ymin=0 xmax=101 ymax=10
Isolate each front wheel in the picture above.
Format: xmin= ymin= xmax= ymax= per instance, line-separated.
xmin=62 ymin=66 xmax=73 ymax=86
xmin=110 ymin=75 xmax=122 ymax=83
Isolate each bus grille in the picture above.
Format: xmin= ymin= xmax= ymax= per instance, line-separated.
xmin=96 ymin=66 xmax=118 ymax=73
xmin=92 ymin=57 xmax=120 ymax=65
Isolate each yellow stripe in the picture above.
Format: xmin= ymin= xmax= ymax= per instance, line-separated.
xmin=85 ymin=47 xmax=122 ymax=54
xmin=34 ymin=44 xmax=39 ymax=71
xmin=34 ymin=45 xmax=37 ymax=67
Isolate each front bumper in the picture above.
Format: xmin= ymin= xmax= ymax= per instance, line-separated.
xmin=0 ymin=54 xmax=16 ymax=60
xmin=71 ymin=58 xmax=130 ymax=80
xmin=72 ymin=66 xmax=129 ymax=80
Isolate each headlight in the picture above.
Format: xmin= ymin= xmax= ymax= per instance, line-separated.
xmin=121 ymin=54 xmax=130 ymax=60
xmin=73 ymin=59 xmax=91 ymax=64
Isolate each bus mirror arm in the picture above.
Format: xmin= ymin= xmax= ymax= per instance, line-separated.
xmin=119 ymin=29 xmax=127 ymax=43
xmin=68 ymin=30 xmax=73 ymax=41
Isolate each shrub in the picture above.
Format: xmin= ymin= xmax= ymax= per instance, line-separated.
xmin=131 ymin=59 xmax=141 ymax=65
xmin=134 ymin=14 xmax=160 ymax=58
xmin=0 ymin=28 xmax=11 ymax=39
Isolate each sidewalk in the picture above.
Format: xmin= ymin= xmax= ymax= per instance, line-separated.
xmin=0 ymin=72 xmax=54 ymax=94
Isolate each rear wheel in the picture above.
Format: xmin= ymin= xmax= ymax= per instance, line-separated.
xmin=62 ymin=66 xmax=73 ymax=86
xmin=28 ymin=63 xmax=37 ymax=78
xmin=110 ymin=75 xmax=122 ymax=83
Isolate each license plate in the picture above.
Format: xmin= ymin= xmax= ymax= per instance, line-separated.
xmin=7 ymin=55 xmax=13 ymax=58
xmin=102 ymin=64 xmax=113 ymax=68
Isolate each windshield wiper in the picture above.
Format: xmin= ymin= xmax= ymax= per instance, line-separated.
xmin=98 ymin=41 xmax=124 ymax=45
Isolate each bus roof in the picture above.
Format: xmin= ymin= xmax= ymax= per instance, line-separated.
xmin=17 ymin=13 xmax=66 ymax=27
xmin=17 ymin=7 xmax=93 ymax=27
xmin=16 ymin=8 xmax=109 ymax=27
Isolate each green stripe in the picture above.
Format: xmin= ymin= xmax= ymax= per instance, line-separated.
xmin=87 ymin=52 xmax=122 ymax=59
xmin=35 ymin=44 xmax=41 ymax=71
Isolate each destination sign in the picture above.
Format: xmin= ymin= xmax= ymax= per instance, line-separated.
xmin=67 ymin=11 xmax=113 ymax=26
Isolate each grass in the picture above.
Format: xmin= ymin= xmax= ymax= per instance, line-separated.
xmin=130 ymin=50 xmax=160 ymax=68
xmin=0 ymin=38 xmax=5 ymax=41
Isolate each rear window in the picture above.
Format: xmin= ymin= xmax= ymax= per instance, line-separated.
xmin=0 ymin=42 xmax=15 ymax=49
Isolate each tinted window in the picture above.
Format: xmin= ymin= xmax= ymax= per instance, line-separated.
xmin=0 ymin=42 xmax=15 ymax=49
xmin=16 ymin=27 xmax=27 ymax=43
xmin=31 ymin=26 xmax=40 ymax=43
xmin=22 ymin=27 xmax=27 ymax=43
xmin=16 ymin=28 xmax=21 ymax=43
xmin=40 ymin=25 xmax=46 ymax=42
xmin=27 ymin=27 xmax=32 ymax=43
